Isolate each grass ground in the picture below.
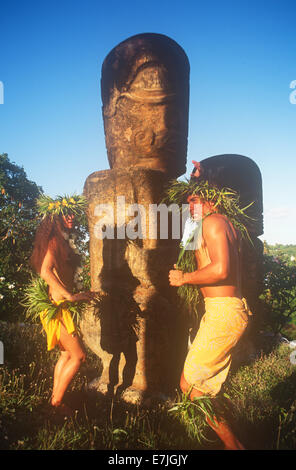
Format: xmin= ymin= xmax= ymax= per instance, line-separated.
xmin=0 ymin=321 xmax=296 ymax=450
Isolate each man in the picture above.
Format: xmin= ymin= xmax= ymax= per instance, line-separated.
xmin=168 ymin=161 xmax=252 ymax=450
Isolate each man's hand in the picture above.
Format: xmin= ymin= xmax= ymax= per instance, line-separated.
xmin=190 ymin=160 xmax=202 ymax=178
xmin=169 ymin=264 xmax=185 ymax=287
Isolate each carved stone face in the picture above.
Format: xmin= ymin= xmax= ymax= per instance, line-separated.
xmin=101 ymin=34 xmax=190 ymax=178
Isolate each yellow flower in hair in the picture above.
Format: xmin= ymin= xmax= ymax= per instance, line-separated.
xmin=36 ymin=193 xmax=86 ymax=219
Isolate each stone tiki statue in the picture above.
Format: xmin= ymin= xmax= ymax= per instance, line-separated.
xmin=80 ymin=33 xmax=190 ymax=402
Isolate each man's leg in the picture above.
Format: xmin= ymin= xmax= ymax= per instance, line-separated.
xmin=180 ymin=371 xmax=245 ymax=450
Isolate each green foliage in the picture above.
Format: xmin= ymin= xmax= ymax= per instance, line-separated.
xmin=162 ymin=178 xmax=254 ymax=242
xmin=0 ymin=153 xmax=42 ymax=320
xmin=264 ymin=241 xmax=296 ymax=265
xmin=80 ymin=254 xmax=91 ymax=290
xmin=260 ymin=254 xmax=296 ymax=333
xmin=168 ymin=391 xmax=218 ymax=444
xmin=175 ymin=229 xmax=202 ymax=320
xmin=0 ymin=153 xmax=42 ymax=204
xmin=224 ymin=344 xmax=296 ymax=449
xmin=1 ymin=323 xmax=296 ymax=450
xmin=21 ymin=276 xmax=83 ymax=325
xmin=36 ymin=193 xmax=88 ymax=219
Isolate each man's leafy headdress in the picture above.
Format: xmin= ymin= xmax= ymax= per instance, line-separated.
xmin=36 ymin=194 xmax=88 ymax=219
xmin=163 ymin=178 xmax=253 ymax=241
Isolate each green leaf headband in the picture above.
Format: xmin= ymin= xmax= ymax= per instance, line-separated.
xmin=163 ymin=178 xmax=255 ymax=242
xmin=36 ymin=193 xmax=88 ymax=219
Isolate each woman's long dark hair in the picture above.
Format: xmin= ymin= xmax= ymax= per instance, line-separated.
xmin=30 ymin=215 xmax=80 ymax=274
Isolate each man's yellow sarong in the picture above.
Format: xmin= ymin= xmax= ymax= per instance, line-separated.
xmin=40 ymin=300 xmax=77 ymax=351
xmin=183 ymin=297 xmax=252 ymax=397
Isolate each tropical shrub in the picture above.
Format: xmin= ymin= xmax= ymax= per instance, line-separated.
xmin=0 ymin=154 xmax=41 ymax=321
xmin=260 ymin=254 xmax=296 ymax=335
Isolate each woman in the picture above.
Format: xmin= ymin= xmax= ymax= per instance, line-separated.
xmin=30 ymin=194 xmax=93 ymax=415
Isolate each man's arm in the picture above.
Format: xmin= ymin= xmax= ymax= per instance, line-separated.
xmin=169 ymin=216 xmax=231 ymax=287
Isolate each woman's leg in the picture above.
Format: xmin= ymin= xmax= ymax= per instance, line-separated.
xmin=51 ymin=324 xmax=86 ymax=407
xmin=52 ymin=350 xmax=71 ymax=402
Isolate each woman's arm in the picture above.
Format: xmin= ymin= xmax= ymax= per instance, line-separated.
xmin=40 ymin=248 xmax=73 ymax=300
xmin=40 ymin=248 xmax=93 ymax=302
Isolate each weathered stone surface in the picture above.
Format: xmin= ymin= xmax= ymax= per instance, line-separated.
xmin=80 ymin=168 xmax=189 ymax=401
xmin=101 ymin=33 xmax=189 ymax=178
xmin=82 ymin=33 xmax=190 ymax=402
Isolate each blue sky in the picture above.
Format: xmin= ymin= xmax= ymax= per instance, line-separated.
xmin=0 ymin=0 xmax=295 ymax=244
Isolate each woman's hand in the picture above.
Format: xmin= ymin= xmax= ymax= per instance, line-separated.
xmin=169 ymin=264 xmax=186 ymax=287
xmin=68 ymin=291 xmax=95 ymax=303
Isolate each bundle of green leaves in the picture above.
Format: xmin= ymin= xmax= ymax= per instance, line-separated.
xmin=22 ymin=276 xmax=83 ymax=325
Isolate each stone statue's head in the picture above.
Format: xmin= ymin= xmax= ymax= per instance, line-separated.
xmin=101 ymin=33 xmax=190 ymax=178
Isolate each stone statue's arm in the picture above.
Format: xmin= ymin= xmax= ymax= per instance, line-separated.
xmin=169 ymin=216 xmax=231 ymax=287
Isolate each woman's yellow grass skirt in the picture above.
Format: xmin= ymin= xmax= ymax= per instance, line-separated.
xmin=40 ymin=300 xmax=76 ymax=351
